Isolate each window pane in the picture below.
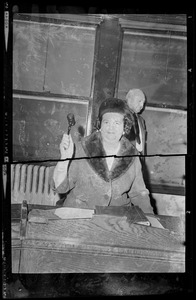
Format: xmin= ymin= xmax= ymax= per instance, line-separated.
xmin=143 ymin=108 xmax=187 ymax=155
xmin=13 ymin=96 xmax=89 ymax=162
xmin=45 ymin=24 xmax=96 ymax=96
xmin=13 ymin=19 xmax=96 ymax=96
xmin=144 ymin=156 xmax=185 ymax=190
xmin=118 ymin=32 xmax=187 ymax=108
xmin=13 ymin=20 xmax=48 ymax=92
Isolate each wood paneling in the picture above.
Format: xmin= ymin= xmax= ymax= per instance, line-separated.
xmin=20 ymin=216 xmax=184 ymax=273
xmin=19 ymin=246 xmax=184 ymax=273
xmin=12 ymin=239 xmax=21 ymax=273
xmin=11 ymin=204 xmax=185 ymax=273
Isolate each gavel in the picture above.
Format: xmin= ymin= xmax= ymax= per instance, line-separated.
xmin=67 ymin=113 xmax=76 ymax=135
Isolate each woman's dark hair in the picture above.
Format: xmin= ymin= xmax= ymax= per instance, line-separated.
xmin=93 ymin=97 xmax=136 ymax=135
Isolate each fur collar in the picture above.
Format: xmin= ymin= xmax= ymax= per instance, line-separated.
xmin=81 ymin=131 xmax=137 ymax=182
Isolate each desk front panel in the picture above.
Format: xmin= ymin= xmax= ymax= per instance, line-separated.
xmin=12 ymin=213 xmax=185 ymax=273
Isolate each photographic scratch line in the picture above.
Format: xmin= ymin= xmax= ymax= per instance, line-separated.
xmin=7 ymin=153 xmax=186 ymax=165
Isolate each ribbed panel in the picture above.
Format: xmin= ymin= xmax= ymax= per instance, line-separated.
xmin=37 ymin=166 xmax=45 ymax=195
xmin=11 ymin=164 xmax=58 ymax=205
xmin=44 ymin=167 xmax=50 ymax=195
xmin=26 ymin=164 xmax=33 ymax=194
xmin=20 ymin=164 xmax=27 ymax=193
xmin=11 ymin=164 xmax=15 ymax=190
xmin=13 ymin=164 xmax=22 ymax=194
xmin=31 ymin=166 xmax=39 ymax=195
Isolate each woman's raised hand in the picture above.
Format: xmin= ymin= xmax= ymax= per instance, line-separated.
xmin=60 ymin=134 xmax=74 ymax=159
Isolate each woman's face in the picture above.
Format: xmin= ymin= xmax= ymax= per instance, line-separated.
xmin=100 ymin=112 xmax=124 ymax=144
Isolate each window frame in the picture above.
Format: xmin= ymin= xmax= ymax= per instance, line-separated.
xmin=13 ymin=13 xmax=103 ymax=136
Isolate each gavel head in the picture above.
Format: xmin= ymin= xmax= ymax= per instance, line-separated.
xmin=67 ymin=113 xmax=76 ymax=127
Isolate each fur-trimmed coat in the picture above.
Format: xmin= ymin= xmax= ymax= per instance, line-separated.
xmin=50 ymin=131 xmax=153 ymax=213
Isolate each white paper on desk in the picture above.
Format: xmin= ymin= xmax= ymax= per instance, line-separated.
xmin=146 ymin=216 xmax=165 ymax=229
xmin=54 ymin=207 xmax=94 ymax=219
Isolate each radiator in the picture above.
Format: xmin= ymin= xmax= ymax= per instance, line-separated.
xmin=11 ymin=164 xmax=59 ymax=205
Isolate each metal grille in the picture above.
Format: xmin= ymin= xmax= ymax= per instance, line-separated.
xmin=11 ymin=164 xmax=59 ymax=205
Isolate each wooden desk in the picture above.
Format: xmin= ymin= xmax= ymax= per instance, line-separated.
xmin=11 ymin=203 xmax=185 ymax=273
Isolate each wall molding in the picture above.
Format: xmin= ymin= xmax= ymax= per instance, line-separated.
xmin=119 ymin=14 xmax=186 ymax=33
xmin=14 ymin=13 xmax=103 ymax=26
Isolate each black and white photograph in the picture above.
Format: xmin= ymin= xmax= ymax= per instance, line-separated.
xmin=2 ymin=4 xmax=194 ymax=298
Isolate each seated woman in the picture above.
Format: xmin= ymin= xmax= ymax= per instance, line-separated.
xmin=51 ymin=97 xmax=153 ymax=213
